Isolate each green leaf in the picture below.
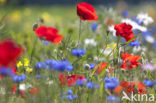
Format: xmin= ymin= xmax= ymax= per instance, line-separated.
xmin=121 ymin=37 xmax=135 ymax=46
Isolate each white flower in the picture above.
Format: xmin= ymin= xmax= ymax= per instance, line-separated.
xmin=19 ymin=84 xmax=26 ymax=90
xmin=94 ymin=56 xmax=104 ymax=61
xmin=121 ymin=19 xmax=147 ymax=32
xmin=108 ymin=25 xmax=116 ymax=36
xmin=19 ymin=83 xmax=32 ymax=91
xmin=145 ymin=35 xmax=154 ymax=43
xmin=84 ymin=38 xmax=97 ymax=46
xmin=0 ymin=88 xmax=5 ymax=95
xmin=101 ymin=48 xmax=112 ymax=55
xmin=137 ymin=13 xmax=154 ymax=25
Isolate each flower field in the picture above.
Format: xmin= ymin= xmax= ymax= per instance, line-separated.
xmin=0 ymin=1 xmax=156 ymax=103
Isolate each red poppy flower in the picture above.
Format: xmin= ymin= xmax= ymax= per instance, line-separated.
xmin=114 ymin=23 xmax=135 ymax=42
xmin=12 ymin=86 xmax=25 ymax=98
xmin=121 ymin=53 xmax=141 ymax=69
xmin=20 ymin=90 xmax=25 ymax=98
xmin=94 ymin=62 xmax=108 ymax=74
xmin=34 ymin=26 xmax=63 ymax=44
xmin=136 ymin=82 xmax=146 ymax=94
xmin=77 ymin=2 xmax=98 ymax=21
xmin=29 ymin=88 xmax=39 ymax=94
xmin=0 ymin=39 xmax=23 ymax=66
xmin=115 ymin=81 xmax=146 ymax=95
xmin=12 ymin=86 xmax=17 ymax=95
xmin=59 ymin=74 xmax=84 ymax=86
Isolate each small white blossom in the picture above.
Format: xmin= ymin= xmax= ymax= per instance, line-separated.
xmin=145 ymin=35 xmax=154 ymax=43
xmin=108 ymin=25 xmax=116 ymax=36
xmin=84 ymin=38 xmax=97 ymax=46
xmin=137 ymin=13 xmax=154 ymax=25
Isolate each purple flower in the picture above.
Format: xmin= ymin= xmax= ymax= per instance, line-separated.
xmin=142 ymin=63 xmax=156 ymax=71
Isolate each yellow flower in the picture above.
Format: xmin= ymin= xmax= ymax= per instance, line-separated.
xmin=17 ymin=61 xmax=23 ymax=68
xmin=42 ymin=12 xmax=53 ymax=23
xmin=26 ymin=67 xmax=33 ymax=73
xmin=0 ymin=0 xmax=6 ymax=4
xmin=11 ymin=11 xmax=21 ymax=22
xmin=24 ymin=58 xmax=29 ymax=66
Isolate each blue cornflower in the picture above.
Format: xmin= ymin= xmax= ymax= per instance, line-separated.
xmin=45 ymin=59 xmax=56 ymax=69
xmin=42 ymin=41 xmax=50 ymax=45
xmin=76 ymin=78 xmax=87 ymax=87
xmin=94 ymin=84 xmax=100 ymax=88
xmin=66 ymin=95 xmax=73 ymax=101
xmin=36 ymin=74 xmax=40 ymax=79
xmin=0 ymin=67 xmax=13 ymax=76
xmin=107 ymin=96 xmax=120 ymax=102
xmin=52 ymin=60 xmax=70 ymax=71
xmin=129 ymin=40 xmax=140 ymax=47
xmin=12 ymin=74 xmax=26 ymax=82
xmin=144 ymin=80 xmax=156 ymax=87
xmin=122 ymin=10 xmax=129 ymax=18
xmin=45 ymin=59 xmax=73 ymax=72
xmin=67 ymin=65 xmax=74 ymax=72
xmin=36 ymin=62 xmax=46 ymax=69
xmin=84 ymin=63 xmax=96 ymax=69
xmin=104 ymin=77 xmax=119 ymax=89
xmin=71 ymin=49 xmax=85 ymax=57
xmin=86 ymin=82 xmax=94 ymax=89
xmin=89 ymin=63 xmax=96 ymax=69
xmin=61 ymin=90 xmax=78 ymax=101
xmin=91 ymin=23 xmax=98 ymax=31
xmin=131 ymin=16 xmax=143 ymax=25
xmin=73 ymin=95 xmax=78 ymax=100
xmin=142 ymin=31 xmax=154 ymax=43
xmin=76 ymin=79 xmax=84 ymax=86
xmin=68 ymin=89 xmax=73 ymax=95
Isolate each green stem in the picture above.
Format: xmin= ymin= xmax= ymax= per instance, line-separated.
xmin=78 ymin=19 xmax=82 ymax=47
xmin=30 ymin=37 xmax=38 ymax=65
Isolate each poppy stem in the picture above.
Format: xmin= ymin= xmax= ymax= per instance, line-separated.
xmin=78 ymin=19 xmax=82 ymax=47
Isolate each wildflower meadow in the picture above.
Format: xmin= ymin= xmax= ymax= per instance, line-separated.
xmin=0 ymin=0 xmax=156 ymax=103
